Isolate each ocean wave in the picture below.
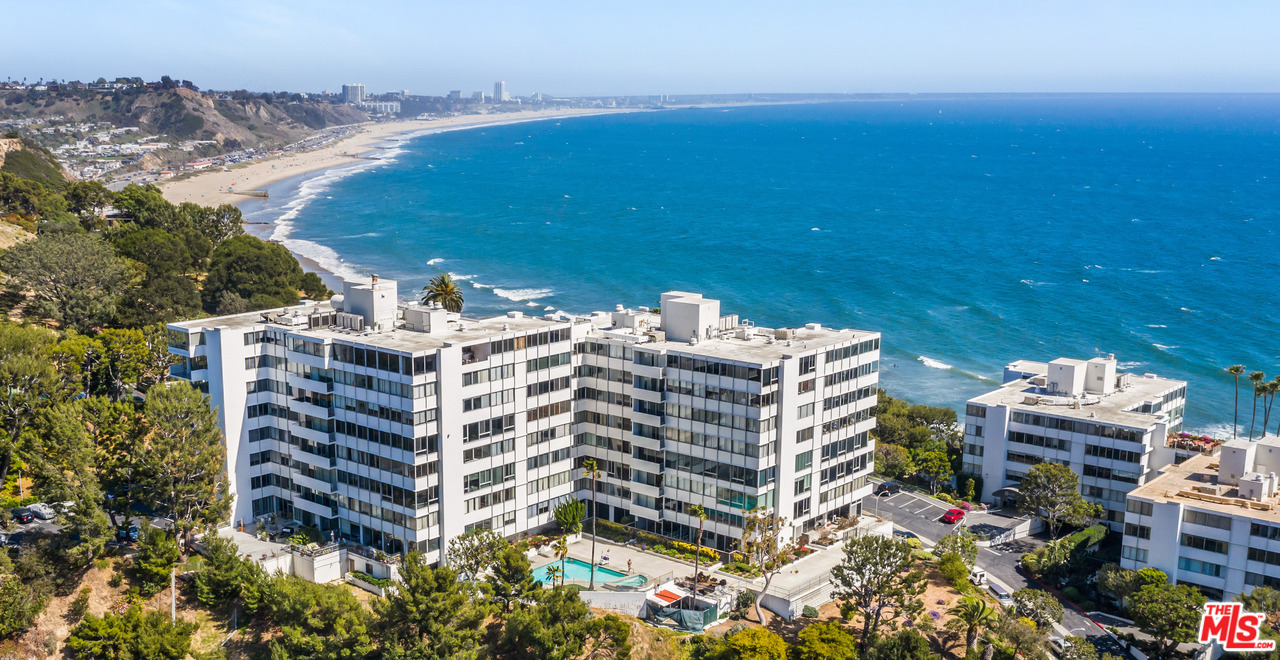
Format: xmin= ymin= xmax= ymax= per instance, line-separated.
xmin=1145 ymin=324 xmax=1167 ymax=328
xmin=493 ymin=287 xmax=552 ymax=302
xmin=526 ymin=302 xmax=540 ymax=307
xmin=544 ymin=306 xmax=555 ymax=311
xmin=427 ymin=258 xmax=444 ymax=266
xmin=1152 ymin=343 xmax=1179 ymax=351
xmin=449 ymin=273 xmax=476 ymax=281
xmin=917 ymin=356 xmax=953 ymax=370
xmin=1117 ymin=361 xmax=1145 ymax=370
xmin=277 ymin=236 xmax=365 ymax=281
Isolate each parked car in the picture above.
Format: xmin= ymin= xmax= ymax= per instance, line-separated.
xmin=969 ymin=568 xmax=988 ymax=585
xmin=116 ymin=525 xmax=140 ymax=543
xmin=941 ymin=508 xmax=966 ymax=524
xmin=989 ymin=582 xmax=1014 ymax=606
xmin=893 ymin=529 xmax=919 ymax=541
xmin=28 ymin=503 xmax=56 ymax=521
xmin=10 ymin=508 xmax=35 ymax=524
xmin=875 ymin=481 xmax=902 ymax=496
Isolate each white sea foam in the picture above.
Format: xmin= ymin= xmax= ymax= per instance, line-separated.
xmin=1210 ymin=256 xmax=1222 ymax=261
xmin=1145 ymin=324 xmax=1167 ymax=328
xmin=449 ymin=273 xmax=476 ymax=281
xmin=493 ymin=288 xmax=552 ymax=302
xmin=526 ymin=302 xmax=540 ymax=307
xmin=544 ymin=306 xmax=555 ymax=311
xmin=263 ymin=147 xmax=405 ymax=280
xmin=427 ymin=258 xmax=444 ymax=266
xmin=917 ymin=356 xmax=953 ymax=370
xmin=1117 ymin=361 xmax=1145 ymax=370
xmin=1152 ymin=343 xmax=1178 ymax=351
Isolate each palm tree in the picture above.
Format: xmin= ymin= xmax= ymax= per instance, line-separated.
xmin=544 ymin=564 xmax=562 ymax=587
xmin=582 ymin=458 xmax=601 ymax=589
xmin=1272 ymin=377 xmax=1280 ymax=436
xmin=1250 ymin=372 xmax=1267 ymax=439
xmin=553 ymin=535 xmax=570 ymax=587
xmin=1229 ymin=365 xmax=1246 ymax=439
xmin=1264 ymin=379 xmax=1280 ymax=439
xmin=420 ymin=273 xmax=464 ymax=312
xmin=690 ymin=504 xmax=708 ymax=592
xmin=948 ymin=596 xmax=999 ymax=651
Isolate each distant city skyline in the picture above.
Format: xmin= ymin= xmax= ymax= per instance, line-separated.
xmin=6 ymin=1 xmax=1279 ymax=95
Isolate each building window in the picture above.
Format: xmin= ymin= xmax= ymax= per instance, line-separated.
xmin=1183 ymin=510 xmax=1232 ymax=531
xmin=795 ymin=475 xmax=812 ymax=495
xmin=1126 ymin=500 xmax=1153 ymax=516
xmin=1178 ymin=557 xmax=1223 ymax=577
xmin=1124 ymin=523 xmax=1151 ymax=540
xmin=796 ymin=451 xmax=813 ymax=471
xmin=798 ymin=403 xmax=814 ymax=419
xmin=799 ymin=355 xmax=816 ymax=374
xmin=1180 ymin=534 xmax=1228 ymax=554
xmin=794 ymin=498 xmax=810 ymax=518
xmin=1121 ymin=545 xmax=1148 ymax=563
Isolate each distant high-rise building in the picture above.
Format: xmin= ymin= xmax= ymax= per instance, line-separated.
xmin=471 ymin=91 xmax=486 ymax=102
xmin=342 ymin=83 xmax=365 ymax=105
xmin=447 ymin=90 xmax=462 ymax=100
xmin=494 ymin=81 xmax=508 ymax=102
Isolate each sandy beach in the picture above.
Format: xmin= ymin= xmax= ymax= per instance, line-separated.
xmin=158 ymin=107 xmax=644 ymax=207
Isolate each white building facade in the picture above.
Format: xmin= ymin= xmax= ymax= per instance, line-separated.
xmin=1120 ymin=436 xmax=1280 ymax=601
xmin=167 ymin=282 xmax=880 ymax=564
xmin=960 ymin=357 xmax=1186 ymax=531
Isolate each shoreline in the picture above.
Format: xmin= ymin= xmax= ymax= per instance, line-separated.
xmin=157 ymin=107 xmax=648 ymax=208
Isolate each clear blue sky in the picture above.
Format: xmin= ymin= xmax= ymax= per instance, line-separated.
xmin=6 ymin=0 xmax=1278 ymax=96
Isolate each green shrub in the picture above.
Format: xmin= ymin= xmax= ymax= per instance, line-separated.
xmin=935 ymin=492 xmax=955 ymax=505
xmin=938 ymin=552 xmax=969 ymax=586
xmin=802 ymin=605 xmax=820 ymax=618
xmin=67 ymin=587 xmax=91 ymax=622
xmin=350 ymin=571 xmax=393 ymax=589
xmin=108 ymin=572 xmax=124 ymax=588
xmin=840 ymin=600 xmax=857 ymax=621
xmin=1062 ymin=586 xmax=1081 ymax=602
xmin=1080 ymin=600 xmax=1096 ymax=612
xmin=912 ymin=550 xmax=934 ymax=562
xmin=905 ymin=537 xmax=923 ymax=549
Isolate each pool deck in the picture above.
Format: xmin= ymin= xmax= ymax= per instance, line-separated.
xmin=531 ymin=536 xmax=694 ymax=590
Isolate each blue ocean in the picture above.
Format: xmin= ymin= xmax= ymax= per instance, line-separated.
xmin=243 ymin=96 xmax=1280 ymax=434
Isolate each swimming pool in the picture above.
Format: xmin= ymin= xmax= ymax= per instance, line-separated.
xmin=537 ymin=558 xmax=646 ymax=587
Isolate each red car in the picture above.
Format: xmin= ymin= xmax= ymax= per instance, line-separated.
xmin=941 ymin=509 xmax=965 ymax=524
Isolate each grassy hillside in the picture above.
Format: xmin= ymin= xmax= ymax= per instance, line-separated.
xmin=0 ymin=86 xmax=368 ymax=171
xmin=0 ymin=139 xmax=65 ymax=188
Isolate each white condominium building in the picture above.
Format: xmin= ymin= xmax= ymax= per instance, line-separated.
xmin=1121 ymin=436 xmax=1280 ymax=601
xmin=961 ymin=356 xmax=1187 ymax=530
xmin=166 ymin=280 xmax=881 ymax=564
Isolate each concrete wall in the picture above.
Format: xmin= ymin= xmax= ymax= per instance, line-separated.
xmin=579 ymin=591 xmax=649 ymax=617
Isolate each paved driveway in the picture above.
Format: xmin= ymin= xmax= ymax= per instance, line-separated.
xmin=868 ymin=482 xmax=1127 ymax=657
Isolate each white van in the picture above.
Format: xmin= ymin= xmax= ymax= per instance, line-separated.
xmin=989 ymin=582 xmax=1013 ymax=606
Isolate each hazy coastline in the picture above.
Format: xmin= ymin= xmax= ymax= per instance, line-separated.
xmin=157 ymin=107 xmax=646 ymax=208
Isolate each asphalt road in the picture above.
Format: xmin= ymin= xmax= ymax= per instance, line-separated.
xmin=868 ymin=484 xmax=1126 ymax=657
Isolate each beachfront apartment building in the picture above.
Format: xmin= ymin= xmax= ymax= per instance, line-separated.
xmin=960 ymin=356 xmax=1187 ymax=531
xmin=342 ymin=83 xmax=365 ymax=105
xmin=166 ymin=279 xmax=880 ymax=565
xmin=494 ymin=81 xmax=508 ymax=102
xmin=1120 ymin=435 xmax=1280 ymax=601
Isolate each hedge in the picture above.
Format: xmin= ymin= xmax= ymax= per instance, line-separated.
xmin=1066 ymin=523 xmax=1107 ymax=551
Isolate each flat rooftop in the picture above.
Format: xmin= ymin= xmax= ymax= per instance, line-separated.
xmin=589 ymin=314 xmax=877 ymax=364
xmin=174 ymin=300 xmax=878 ymax=364
xmin=1129 ymin=451 xmax=1280 ymax=523
xmin=970 ymin=367 xmax=1184 ymax=429
xmin=171 ymin=300 xmax=575 ymax=354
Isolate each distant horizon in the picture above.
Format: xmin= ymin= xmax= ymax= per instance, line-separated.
xmin=6 ymin=80 xmax=1280 ymax=99
xmin=6 ymin=1 xmax=1278 ymax=96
